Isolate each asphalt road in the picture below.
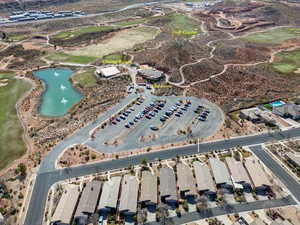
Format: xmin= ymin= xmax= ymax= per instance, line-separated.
xmin=24 ymin=127 xmax=300 ymax=225
xmin=250 ymin=145 xmax=300 ymax=203
xmin=146 ymin=196 xmax=296 ymax=225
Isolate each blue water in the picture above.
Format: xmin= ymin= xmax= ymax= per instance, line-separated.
xmin=33 ymin=68 xmax=82 ymax=117
xmin=271 ymin=100 xmax=285 ymax=107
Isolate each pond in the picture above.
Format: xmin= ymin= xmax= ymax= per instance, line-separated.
xmin=33 ymin=68 xmax=82 ymax=117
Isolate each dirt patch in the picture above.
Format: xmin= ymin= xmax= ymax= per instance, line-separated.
xmin=132 ymin=38 xmax=211 ymax=82
xmin=58 ymin=144 xmax=109 ymax=168
xmin=187 ymin=64 xmax=300 ymax=112
xmin=0 ymin=45 xmax=46 ymax=70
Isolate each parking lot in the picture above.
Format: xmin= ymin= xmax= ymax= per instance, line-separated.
xmin=85 ymin=86 xmax=224 ymax=153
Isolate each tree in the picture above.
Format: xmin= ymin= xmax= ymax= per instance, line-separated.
xmin=17 ymin=163 xmax=27 ymax=177
xmin=141 ymin=158 xmax=148 ymax=166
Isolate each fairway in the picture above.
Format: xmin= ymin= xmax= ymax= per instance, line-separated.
xmin=0 ymin=71 xmax=32 ymax=170
xmin=46 ymin=52 xmax=97 ymax=64
xmin=113 ymin=18 xmax=147 ymax=27
xmin=68 ymin=26 xmax=160 ymax=58
xmin=6 ymin=33 xmax=29 ymax=42
xmin=102 ymin=53 xmax=131 ymax=64
xmin=52 ymin=25 xmax=115 ymax=40
xmin=241 ymin=27 xmax=300 ymax=44
xmin=167 ymin=13 xmax=200 ymax=38
xmin=271 ymin=47 xmax=300 ymax=74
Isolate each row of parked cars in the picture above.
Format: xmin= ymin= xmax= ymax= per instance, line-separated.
xmin=110 ymin=98 xmax=145 ymax=125
xmin=113 ymin=98 xmax=166 ymax=129
xmin=194 ymin=105 xmax=210 ymax=121
xmin=160 ymin=100 xmax=192 ymax=122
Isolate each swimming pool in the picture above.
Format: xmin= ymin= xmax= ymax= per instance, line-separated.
xmin=271 ymin=100 xmax=285 ymax=107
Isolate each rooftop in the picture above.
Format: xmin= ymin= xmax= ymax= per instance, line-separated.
xmin=98 ymin=66 xmax=120 ymax=77
xmin=75 ymin=181 xmax=102 ymax=217
xmin=225 ymin=157 xmax=251 ymax=184
xmin=244 ymin=157 xmax=271 ymax=188
xmin=240 ymin=108 xmax=261 ymax=120
xmin=52 ymin=185 xmax=80 ymax=224
xmin=176 ymin=163 xmax=197 ymax=196
xmin=285 ymin=152 xmax=300 ymax=167
xmin=138 ymin=69 xmax=164 ymax=80
xmin=273 ymin=103 xmax=300 ymax=117
xmin=209 ymin=158 xmax=232 ymax=186
xmin=159 ymin=167 xmax=177 ymax=202
xmin=98 ymin=176 xmax=121 ymax=210
xmin=119 ymin=175 xmax=139 ymax=214
xmin=140 ymin=171 xmax=157 ymax=204
xmin=193 ymin=161 xmax=216 ymax=192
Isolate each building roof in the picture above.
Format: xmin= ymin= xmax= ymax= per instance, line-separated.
xmin=75 ymin=181 xmax=102 ymax=217
xmin=138 ymin=69 xmax=164 ymax=80
xmin=119 ymin=175 xmax=139 ymax=214
xmin=52 ymin=185 xmax=80 ymax=224
xmin=273 ymin=103 xmax=300 ymax=117
xmin=98 ymin=67 xmax=120 ymax=77
xmin=244 ymin=157 xmax=271 ymax=188
xmin=259 ymin=111 xmax=276 ymax=123
xmin=140 ymin=171 xmax=157 ymax=204
xmin=250 ymin=219 xmax=265 ymax=225
xmin=176 ymin=163 xmax=197 ymax=196
xmin=240 ymin=108 xmax=260 ymax=120
xmin=209 ymin=158 xmax=232 ymax=186
xmin=193 ymin=161 xmax=216 ymax=192
xmin=225 ymin=157 xmax=251 ymax=184
xmin=98 ymin=176 xmax=121 ymax=210
xmin=159 ymin=167 xmax=177 ymax=202
xmin=285 ymin=152 xmax=300 ymax=167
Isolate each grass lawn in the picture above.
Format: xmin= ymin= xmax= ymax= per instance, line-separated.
xmin=113 ymin=18 xmax=147 ymax=27
xmin=72 ymin=68 xmax=97 ymax=88
xmin=46 ymin=52 xmax=97 ymax=64
xmin=52 ymin=25 xmax=115 ymax=40
xmin=167 ymin=13 xmax=200 ymax=38
xmin=0 ymin=71 xmax=32 ymax=170
xmin=69 ymin=26 xmax=160 ymax=58
xmin=241 ymin=27 xmax=300 ymax=44
xmin=102 ymin=53 xmax=131 ymax=64
xmin=263 ymin=103 xmax=273 ymax=111
xmin=271 ymin=48 xmax=300 ymax=74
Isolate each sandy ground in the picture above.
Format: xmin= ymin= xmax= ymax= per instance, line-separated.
xmin=0 ymin=82 xmax=8 ymax=87
xmin=68 ymin=26 xmax=160 ymax=57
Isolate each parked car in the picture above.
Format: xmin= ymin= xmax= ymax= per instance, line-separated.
xmin=150 ymin=125 xmax=159 ymax=131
